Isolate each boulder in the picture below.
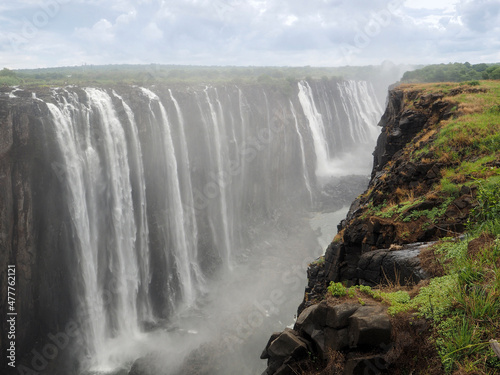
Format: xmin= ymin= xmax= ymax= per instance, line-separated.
xmin=267 ymin=329 xmax=308 ymax=359
xmin=348 ymin=306 xmax=391 ymax=348
xmin=324 ymin=327 xmax=349 ymax=351
xmin=273 ymin=364 xmax=294 ymax=375
xmin=294 ymin=301 xmax=328 ymax=335
xmin=357 ymin=242 xmax=432 ymax=286
xmin=325 ymin=303 xmax=359 ymax=329
xmin=261 ymin=332 xmax=282 ymax=359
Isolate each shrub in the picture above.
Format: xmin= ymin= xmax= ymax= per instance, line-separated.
xmin=327 ymin=282 xmax=347 ymax=297
xmin=469 ymin=179 xmax=500 ymax=228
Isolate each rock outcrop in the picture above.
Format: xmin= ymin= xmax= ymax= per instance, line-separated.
xmin=262 ymin=84 xmax=478 ymax=374
xmin=261 ymin=301 xmax=392 ymax=375
xmin=303 ymin=85 xmax=474 ymax=298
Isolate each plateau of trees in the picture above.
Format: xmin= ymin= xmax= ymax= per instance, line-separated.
xmin=401 ymin=62 xmax=500 ymax=83
xmin=0 ymin=63 xmax=404 ymax=88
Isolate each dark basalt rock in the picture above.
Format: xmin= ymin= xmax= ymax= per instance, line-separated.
xmin=357 ymin=242 xmax=433 ymax=286
xmin=261 ymin=329 xmax=310 ymax=375
xmin=294 ymin=301 xmax=328 ymax=334
xmin=262 ymin=302 xmax=392 ymax=375
xmin=348 ymin=306 xmax=392 ymax=348
xmin=260 ymin=332 xmax=281 ymax=360
xmin=326 ymin=303 xmax=360 ymax=329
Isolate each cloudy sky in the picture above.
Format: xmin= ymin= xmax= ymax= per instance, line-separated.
xmin=0 ymin=0 xmax=499 ymax=69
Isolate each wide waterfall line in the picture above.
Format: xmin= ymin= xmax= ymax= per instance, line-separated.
xmin=47 ymin=99 xmax=108 ymax=362
xmin=38 ymin=79 xmax=382 ymax=372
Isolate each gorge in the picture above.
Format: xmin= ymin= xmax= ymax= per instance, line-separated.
xmin=0 ymin=77 xmax=385 ymax=375
xmin=261 ymin=80 xmax=500 ymax=375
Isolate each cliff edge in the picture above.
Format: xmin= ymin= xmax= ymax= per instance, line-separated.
xmin=261 ymin=80 xmax=500 ymax=375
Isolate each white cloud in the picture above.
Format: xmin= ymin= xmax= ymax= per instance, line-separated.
xmin=76 ymin=18 xmax=115 ymax=44
xmin=142 ymin=22 xmax=163 ymax=40
xmin=282 ymin=15 xmax=298 ymax=26
xmin=458 ymin=0 xmax=500 ymax=33
xmin=405 ymin=0 xmax=457 ymax=11
xmin=0 ymin=0 xmax=498 ymax=69
xmin=116 ymin=10 xmax=137 ymax=25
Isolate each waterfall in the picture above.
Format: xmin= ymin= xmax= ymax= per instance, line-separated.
xmin=201 ymin=87 xmax=233 ymax=268
xmin=298 ymin=79 xmax=382 ymax=178
xmin=27 ymin=79 xmax=384 ymax=372
xmin=139 ymin=87 xmax=197 ymax=309
xmin=297 ymin=80 xmax=333 ymax=177
xmin=336 ymin=80 xmax=382 ymax=145
xmin=111 ymin=90 xmax=153 ymax=323
xmin=47 ymin=88 xmax=146 ymax=369
xmin=47 ymin=99 xmax=108 ymax=361
xmin=289 ymin=100 xmax=313 ymax=205
xmin=167 ymin=89 xmax=205 ymax=291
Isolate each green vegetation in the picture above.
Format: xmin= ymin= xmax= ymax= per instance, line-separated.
xmin=0 ymin=68 xmax=21 ymax=86
xmin=363 ymin=193 xmax=456 ymax=224
xmin=331 ymin=80 xmax=500 ymax=373
xmin=363 ymin=81 xmax=500 ymax=238
xmin=426 ymin=187 xmax=500 ymax=374
xmin=332 ymin=179 xmax=500 ymax=373
xmin=402 ymin=62 xmax=500 ymax=83
xmin=329 ymin=283 xmax=416 ymax=316
xmin=392 ymin=182 xmax=500 ymax=373
xmin=0 ymin=63 xmax=400 ymax=88
xmin=310 ymin=256 xmax=326 ymax=267
xmin=327 ymin=282 xmax=347 ymax=297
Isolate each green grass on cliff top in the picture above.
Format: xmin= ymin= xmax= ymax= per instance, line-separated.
xmin=407 ymin=80 xmax=500 ymax=162
xmin=355 ymin=80 xmax=500 ymax=374
xmin=364 ymin=80 xmax=500 ymax=227
xmin=412 ymin=80 xmax=500 ymax=195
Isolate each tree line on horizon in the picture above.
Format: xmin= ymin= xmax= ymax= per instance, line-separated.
xmin=401 ymin=62 xmax=500 ymax=83
xmin=1 ymin=62 xmax=499 ymax=87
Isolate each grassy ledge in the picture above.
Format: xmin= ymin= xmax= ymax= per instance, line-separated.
xmin=327 ymin=80 xmax=500 ymax=374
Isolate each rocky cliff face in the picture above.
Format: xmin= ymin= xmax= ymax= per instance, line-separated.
xmin=261 ymin=84 xmax=482 ymax=375
xmin=0 ymin=92 xmax=76 ymax=370
xmin=301 ymin=86 xmax=475 ymax=305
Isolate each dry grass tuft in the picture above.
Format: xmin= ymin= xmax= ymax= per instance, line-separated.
xmin=457 ymin=100 xmax=486 ymax=115
xmin=419 ymin=244 xmax=446 ymax=277
xmin=451 ymin=132 xmax=474 ymax=148
xmin=425 ymin=191 xmax=440 ymax=200
xmin=467 ymin=232 xmax=495 ymax=258
xmin=395 ymin=187 xmax=416 ymax=202
xmin=451 ymin=173 xmax=467 ymax=183
xmin=438 ymin=152 xmax=453 ymax=163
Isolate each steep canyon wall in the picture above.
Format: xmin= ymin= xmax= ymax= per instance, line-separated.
xmin=0 ymin=79 xmax=382 ymax=373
